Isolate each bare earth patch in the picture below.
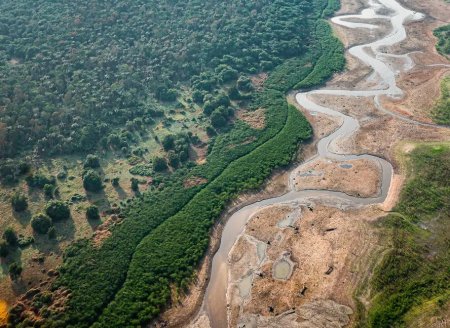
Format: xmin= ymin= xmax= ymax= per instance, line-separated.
xmin=183 ymin=176 xmax=208 ymax=188
xmin=235 ymin=108 xmax=266 ymax=130
xmin=293 ymin=158 xmax=381 ymax=198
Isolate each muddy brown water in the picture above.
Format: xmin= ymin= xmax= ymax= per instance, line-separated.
xmin=195 ymin=0 xmax=435 ymax=327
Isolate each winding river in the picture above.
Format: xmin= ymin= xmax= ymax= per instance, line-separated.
xmin=197 ymin=0 xmax=433 ymax=327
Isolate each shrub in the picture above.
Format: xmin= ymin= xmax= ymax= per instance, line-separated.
xmin=84 ymin=154 xmax=100 ymax=169
xmin=153 ymin=157 xmax=168 ymax=172
xmin=9 ymin=262 xmax=22 ymax=280
xmin=3 ymin=227 xmax=18 ymax=246
xmin=43 ymin=184 xmax=54 ymax=198
xmin=31 ymin=214 xmax=52 ymax=234
xmin=131 ymin=178 xmax=140 ymax=192
xmin=45 ymin=200 xmax=71 ymax=221
xmin=11 ymin=192 xmax=28 ymax=212
xmin=86 ymin=205 xmax=101 ymax=221
xmin=83 ymin=170 xmax=103 ymax=192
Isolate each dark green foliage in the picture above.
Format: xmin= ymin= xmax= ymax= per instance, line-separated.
xmin=31 ymin=214 xmax=52 ymax=234
xmin=130 ymin=178 xmax=140 ymax=192
xmin=0 ymin=159 xmax=29 ymax=184
xmin=111 ymin=177 xmax=120 ymax=187
xmin=237 ymin=76 xmax=253 ymax=92
xmin=434 ymin=24 xmax=450 ymax=56
xmin=83 ymin=170 xmax=103 ymax=192
xmin=3 ymin=227 xmax=18 ymax=246
xmin=162 ymin=135 xmax=175 ymax=151
xmin=8 ymin=262 xmax=22 ymax=280
xmin=0 ymin=0 xmax=315 ymax=157
xmin=25 ymin=173 xmax=56 ymax=189
xmin=153 ymin=157 xmax=168 ymax=172
xmin=84 ymin=155 xmax=101 ymax=169
xmin=86 ymin=205 xmax=101 ymax=221
xmin=45 ymin=200 xmax=71 ymax=221
xmin=43 ymin=184 xmax=55 ymax=198
xmin=11 ymin=192 xmax=28 ymax=212
xmin=0 ymin=241 xmax=8 ymax=257
xmin=368 ymin=145 xmax=450 ymax=327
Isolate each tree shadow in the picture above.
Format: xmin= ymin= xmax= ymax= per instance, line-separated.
xmin=113 ymin=184 xmax=129 ymax=200
xmin=12 ymin=209 xmax=32 ymax=227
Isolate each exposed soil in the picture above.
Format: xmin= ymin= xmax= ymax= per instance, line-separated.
xmin=235 ymin=108 xmax=266 ymax=130
xmin=293 ymin=158 xmax=381 ymax=198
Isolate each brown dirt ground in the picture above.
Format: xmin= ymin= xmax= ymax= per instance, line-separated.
xmin=235 ymin=108 xmax=266 ymax=130
xmin=293 ymin=158 xmax=381 ymax=198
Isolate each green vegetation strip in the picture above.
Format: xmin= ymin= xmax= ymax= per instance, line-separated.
xmin=367 ymin=144 xmax=450 ymax=327
xmin=95 ymin=105 xmax=310 ymax=327
xmin=434 ymin=24 xmax=450 ymax=57
xmin=432 ymin=76 xmax=450 ymax=125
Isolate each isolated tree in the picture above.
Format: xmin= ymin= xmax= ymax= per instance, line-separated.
xmin=9 ymin=262 xmax=22 ymax=280
xmin=84 ymin=154 xmax=100 ymax=169
xmin=83 ymin=170 xmax=103 ymax=192
xmin=162 ymin=135 xmax=175 ymax=151
xmin=86 ymin=205 xmax=100 ymax=220
xmin=111 ymin=177 xmax=120 ymax=187
xmin=131 ymin=178 xmax=140 ymax=192
xmin=31 ymin=213 xmax=52 ymax=234
xmin=11 ymin=192 xmax=28 ymax=212
xmin=45 ymin=200 xmax=70 ymax=221
xmin=43 ymin=184 xmax=54 ymax=198
xmin=3 ymin=227 xmax=18 ymax=246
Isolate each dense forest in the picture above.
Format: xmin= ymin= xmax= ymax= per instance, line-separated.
xmin=0 ymin=0 xmax=325 ymax=158
xmin=2 ymin=0 xmax=345 ymax=326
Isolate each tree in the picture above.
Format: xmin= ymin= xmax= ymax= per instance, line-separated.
xmin=84 ymin=154 xmax=100 ymax=169
xmin=112 ymin=177 xmax=120 ymax=187
xmin=86 ymin=205 xmax=100 ymax=220
xmin=83 ymin=170 xmax=103 ymax=192
xmin=3 ymin=227 xmax=18 ymax=246
xmin=31 ymin=214 xmax=52 ymax=234
xmin=43 ymin=184 xmax=54 ymax=198
xmin=131 ymin=178 xmax=140 ymax=192
xmin=9 ymin=262 xmax=22 ymax=280
xmin=237 ymin=76 xmax=253 ymax=92
xmin=162 ymin=135 xmax=175 ymax=151
xmin=11 ymin=192 xmax=28 ymax=212
xmin=0 ymin=241 xmax=8 ymax=258
xmin=45 ymin=200 xmax=71 ymax=221
xmin=168 ymin=151 xmax=180 ymax=168
xmin=153 ymin=157 xmax=168 ymax=172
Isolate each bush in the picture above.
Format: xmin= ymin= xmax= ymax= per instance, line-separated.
xmin=31 ymin=214 xmax=52 ymax=234
xmin=83 ymin=170 xmax=103 ymax=192
xmin=11 ymin=192 xmax=28 ymax=212
xmin=3 ymin=227 xmax=18 ymax=246
xmin=112 ymin=177 xmax=120 ymax=187
xmin=25 ymin=173 xmax=56 ymax=189
xmin=45 ymin=200 xmax=71 ymax=221
xmin=44 ymin=184 xmax=54 ymax=198
xmin=9 ymin=262 xmax=22 ymax=280
xmin=86 ymin=205 xmax=101 ymax=221
xmin=84 ymin=154 xmax=101 ymax=169
xmin=153 ymin=157 xmax=168 ymax=172
xmin=131 ymin=178 xmax=140 ymax=192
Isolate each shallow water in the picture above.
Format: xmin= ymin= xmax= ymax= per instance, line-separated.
xmin=273 ymin=259 xmax=292 ymax=280
xmin=198 ymin=1 xmax=428 ymax=327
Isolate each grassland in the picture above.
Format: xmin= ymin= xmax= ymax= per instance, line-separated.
xmin=366 ymin=144 xmax=450 ymax=327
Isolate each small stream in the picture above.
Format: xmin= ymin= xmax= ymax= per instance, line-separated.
xmin=196 ymin=0 xmax=432 ymax=327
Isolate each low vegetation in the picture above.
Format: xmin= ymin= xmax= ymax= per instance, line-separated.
xmin=367 ymin=144 xmax=450 ymax=327
xmin=432 ymin=76 xmax=450 ymax=125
